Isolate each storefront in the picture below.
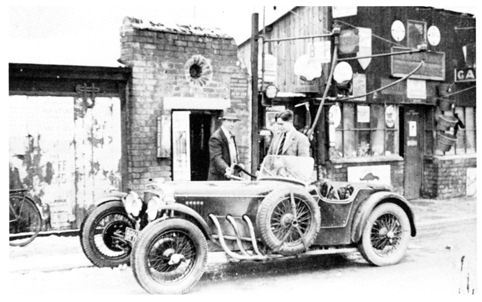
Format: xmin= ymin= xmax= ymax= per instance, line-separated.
xmin=238 ymin=6 xmax=476 ymax=199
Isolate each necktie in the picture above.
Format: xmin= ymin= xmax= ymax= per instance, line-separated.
xmin=231 ymin=135 xmax=238 ymax=164
xmin=277 ymin=132 xmax=286 ymax=155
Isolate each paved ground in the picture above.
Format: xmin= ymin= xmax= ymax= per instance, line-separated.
xmin=411 ymin=196 xmax=476 ymax=229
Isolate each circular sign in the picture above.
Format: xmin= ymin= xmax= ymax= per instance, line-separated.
xmin=391 ymin=20 xmax=406 ymax=42
xmin=329 ymin=104 xmax=342 ymax=128
xmin=333 ymin=62 xmax=353 ymax=86
xmin=385 ymin=105 xmax=395 ymax=128
xmin=427 ymin=25 xmax=441 ymax=46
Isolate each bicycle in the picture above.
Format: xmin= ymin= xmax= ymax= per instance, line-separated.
xmin=9 ymin=189 xmax=42 ymax=247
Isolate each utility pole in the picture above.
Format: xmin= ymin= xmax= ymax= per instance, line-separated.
xmin=251 ymin=13 xmax=259 ymax=173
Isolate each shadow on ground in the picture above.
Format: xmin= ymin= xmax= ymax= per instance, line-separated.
xmin=201 ymin=253 xmax=369 ymax=283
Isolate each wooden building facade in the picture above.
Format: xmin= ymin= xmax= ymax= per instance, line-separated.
xmin=238 ymin=6 xmax=476 ymax=199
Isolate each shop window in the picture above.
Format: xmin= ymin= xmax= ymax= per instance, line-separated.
xmin=329 ymin=103 xmax=399 ymax=160
xmin=448 ymin=106 xmax=476 ymax=155
xmin=407 ymin=20 xmax=426 ymax=49
xmin=424 ymin=107 xmax=435 ymax=156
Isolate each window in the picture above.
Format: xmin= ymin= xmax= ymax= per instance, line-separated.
xmin=407 ymin=20 xmax=426 ymax=49
xmin=444 ymin=106 xmax=476 ymax=155
xmin=424 ymin=108 xmax=435 ymax=156
xmin=329 ymin=103 xmax=399 ymax=160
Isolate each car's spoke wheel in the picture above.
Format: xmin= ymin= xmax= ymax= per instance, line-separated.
xmin=131 ymin=218 xmax=207 ymax=294
xmin=80 ymin=201 xmax=134 ymax=267
xmin=257 ymin=188 xmax=321 ymax=256
xmin=358 ymin=203 xmax=411 ymax=266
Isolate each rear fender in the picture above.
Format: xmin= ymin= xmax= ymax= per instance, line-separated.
xmin=351 ymin=191 xmax=417 ymax=243
xmin=156 ymin=203 xmax=212 ymax=239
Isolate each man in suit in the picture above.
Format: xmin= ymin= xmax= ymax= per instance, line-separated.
xmin=267 ymin=110 xmax=310 ymax=157
xmin=207 ymin=110 xmax=242 ymax=180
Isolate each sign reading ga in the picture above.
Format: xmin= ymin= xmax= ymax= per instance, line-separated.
xmin=454 ymin=67 xmax=476 ymax=82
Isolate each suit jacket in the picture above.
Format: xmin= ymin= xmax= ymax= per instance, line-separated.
xmin=267 ymin=128 xmax=310 ymax=157
xmin=207 ymin=128 xmax=239 ymax=180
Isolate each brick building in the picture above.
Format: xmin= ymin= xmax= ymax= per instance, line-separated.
xmin=120 ymin=17 xmax=251 ymax=189
xmin=238 ymin=6 xmax=476 ymax=199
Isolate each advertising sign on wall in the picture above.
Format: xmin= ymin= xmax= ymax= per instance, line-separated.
xmin=347 ymin=165 xmax=391 ymax=185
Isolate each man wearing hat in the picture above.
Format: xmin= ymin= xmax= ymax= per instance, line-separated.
xmin=207 ymin=109 xmax=242 ymax=180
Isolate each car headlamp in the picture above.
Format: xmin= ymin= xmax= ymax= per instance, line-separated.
xmin=123 ymin=191 xmax=143 ymax=218
xmin=146 ymin=196 xmax=163 ymax=221
xmin=145 ymin=183 xmax=175 ymax=222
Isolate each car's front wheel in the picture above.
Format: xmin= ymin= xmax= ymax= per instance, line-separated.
xmin=358 ymin=203 xmax=411 ymax=266
xmin=131 ymin=218 xmax=207 ymax=294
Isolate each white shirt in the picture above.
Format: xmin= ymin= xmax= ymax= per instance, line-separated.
xmin=221 ymin=126 xmax=237 ymax=165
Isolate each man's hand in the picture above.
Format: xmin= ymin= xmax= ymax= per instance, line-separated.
xmin=224 ymin=166 xmax=234 ymax=177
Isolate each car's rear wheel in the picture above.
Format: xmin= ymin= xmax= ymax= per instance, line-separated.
xmin=80 ymin=201 xmax=134 ymax=267
xmin=131 ymin=218 xmax=207 ymax=294
xmin=256 ymin=188 xmax=321 ymax=256
xmin=358 ymin=203 xmax=411 ymax=266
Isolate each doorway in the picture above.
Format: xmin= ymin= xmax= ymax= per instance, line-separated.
xmin=402 ymin=106 xmax=424 ymax=199
xmin=171 ymin=110 xmax=219 ymax=181
xmin=190 ymin=111 xmax=218 ymax=180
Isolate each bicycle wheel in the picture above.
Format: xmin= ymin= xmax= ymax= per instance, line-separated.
xmin=9 ymin=194 xmax=42 ymax=247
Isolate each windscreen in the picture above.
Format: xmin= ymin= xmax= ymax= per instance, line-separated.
xmin=258 ymin=155 xmax=315 ymax=183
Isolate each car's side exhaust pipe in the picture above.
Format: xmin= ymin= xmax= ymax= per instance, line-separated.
xmin=209 ymin=214 xmax=269 ymax=261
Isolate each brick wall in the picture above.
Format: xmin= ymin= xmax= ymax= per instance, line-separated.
xmin=321 ymin=160 xmax=404 ymax=195
xmin=422 ymin=155 xmax=477 ymax=199
xmin=120 ymin=17 xmax=250 ymax=189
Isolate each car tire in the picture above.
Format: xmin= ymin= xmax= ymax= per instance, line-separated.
xmin=131 ymin=218 xmax=208 ymax=294
xmin=257 ymin=188 xmax=321 ymax=256
xmin=358 ymin=203 xmax=411 ymax=266
xmin=80 ymin=201 xmax=134 ymax=267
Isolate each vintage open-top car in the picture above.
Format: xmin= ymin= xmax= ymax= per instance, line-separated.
xmin=80 ymin=155 xmax=416 ymax=294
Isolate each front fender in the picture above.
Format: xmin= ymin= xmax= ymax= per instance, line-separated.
xmin=95 ymin=191 xmax=128 ymax=207
xmin=157 ymin=203 xmax=212 ymax=239
xmin=351 ymin=191 xmax=417 ymax=243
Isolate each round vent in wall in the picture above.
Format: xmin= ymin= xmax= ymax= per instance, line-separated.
xmin=184 ymin=55 xmax=213 ymax=86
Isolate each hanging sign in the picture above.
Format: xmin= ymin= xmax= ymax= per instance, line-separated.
xmin=357 ymin=27 xmax=372 ymax=70
xmin=339 ymin=29 xmax=359 ymax=54
xmin=454 ymin=67 xmax=476 ymax=82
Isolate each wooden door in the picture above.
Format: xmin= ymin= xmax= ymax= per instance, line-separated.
xmin=403 ymin=106 xmax=424 ymax=199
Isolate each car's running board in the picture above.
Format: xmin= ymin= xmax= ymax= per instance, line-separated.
xmin=209 ymin=213 xmax=358 ymax=261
